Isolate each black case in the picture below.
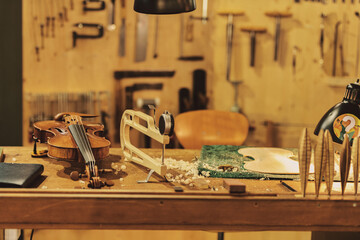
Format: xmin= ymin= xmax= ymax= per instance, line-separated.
xmin=0 ymin=163 xmax=44 ymax=188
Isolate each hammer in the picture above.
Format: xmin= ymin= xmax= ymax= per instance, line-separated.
xmin=240 ymin=26 xmax=267 ymax=67
xmin=265 ymin=11 xmax=292 ymax=61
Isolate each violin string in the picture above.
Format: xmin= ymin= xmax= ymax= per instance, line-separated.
xmin=69 ymin=115 xmax=91 ymax=167
xmin=79 ymin=116 xmax=96 ymax=176
xmin=76 ymin=115 xmax=96 ymax=176
xmin=68 ymin=115 xmax=97 ymax=177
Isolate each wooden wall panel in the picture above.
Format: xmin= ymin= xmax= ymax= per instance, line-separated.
xmin=22 ymin=0 xmax=360 ymax=148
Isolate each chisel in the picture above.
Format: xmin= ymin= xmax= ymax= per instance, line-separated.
xmin=134 ymin=13 xmax=149 ymax=62
xmin=118 ymin=0 xmax=126 ymax=57
xmin=107 ymin=0 xmax=116 ymax=31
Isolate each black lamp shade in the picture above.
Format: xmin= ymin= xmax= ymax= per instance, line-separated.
xmin=314 ymin=80 xmax=360 ymax=144
xmin=134 ymin=0 xmax=196 ymax=14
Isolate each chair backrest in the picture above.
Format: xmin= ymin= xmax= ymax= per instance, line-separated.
xmin=174 ymin=110 xmax=249 ymax=149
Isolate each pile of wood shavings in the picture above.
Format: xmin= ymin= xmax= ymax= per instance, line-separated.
xmin=156 ymin=157 xmax=209 ymax=187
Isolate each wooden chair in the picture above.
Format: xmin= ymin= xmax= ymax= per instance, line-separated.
xmin=174 ymin=110 xmax=249 ymax=149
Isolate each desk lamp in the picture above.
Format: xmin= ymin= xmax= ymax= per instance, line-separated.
xmin=314 ymin=80 xmax=360 ymax=145
xmin=134 ymin=0 xmax=196 ymax=14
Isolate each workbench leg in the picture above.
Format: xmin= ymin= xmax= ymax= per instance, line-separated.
xmin=312 ymin=231 xmax=360 ymax=240
xmin=217 ymin=232 xmax=224 ymax=240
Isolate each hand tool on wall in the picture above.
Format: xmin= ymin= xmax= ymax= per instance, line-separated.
xmin=31 ymin=0 xmax=40 ymax=62
xmin=38 ymin=0 xmax=45 ymax=49
xmin=218 ymin=11 xmax=244 ymax=80
xmin=114 ymin=70 xmax=175 ymax=80
xmin=49 ymin=0 xmax=56 ymax=37
xmin=240 ymin=26 xmax=267 ymax=67
xmin=54 ymin=0 xmax=64 ymax=27
xmin=355 ymin=12 xmax=360 ymax=77
xmin=72 ymin=23 xmax=104 ymax=47
xmin=332 ymin=21 xmax=341 ymax=76
xmin=178 ymin=14 xmax=204 ymax=61
xmin=190 ymin=0 xmax=208 ymax=23
xmin=178 ymin=88 xmax=191 ymax=113
xmin=339 ymin=14 xmax=348 ymax=76
xmin=118 ymin=0 xmax=126 ymax=57
xmin=61 ymin=0 xmax=68 ymax=21
xmin=135 ymin=13 xmax=149 ymax=62
xmin=292 ymin=46 xmax=301 ymax=78
xmin=82 ymin=0 xmax=106 ymax=13
xmin=185 ymin=16 xmax=194 ymax=42
xmin=107 ymin=0 xmax=116 ymax=31
xmin=319 ymin=13 xmax=326 ymax=66
xmin=44 ymin=0 xmax=51 ymax=37
xmin=153 ymin=15 xmax=159 ymax=58
xmin=265 ymin=11 xmax=292 ymax=61
xmin=219 ymin=11 xmax=245 ymax=112
xmin=192 ymin=69 xmax=208 ymax=110
xmin=125 ymin=83 xmax=163 ymax=109
xmin=70 ymin=0 xmax=74 ymax=10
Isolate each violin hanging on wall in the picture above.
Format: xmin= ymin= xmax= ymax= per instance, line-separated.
xmin=33 ymin=112 xmax=111 ymax=188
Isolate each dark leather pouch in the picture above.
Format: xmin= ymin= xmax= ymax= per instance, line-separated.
xmin=0 ymin=163 xmax=44 ymax=188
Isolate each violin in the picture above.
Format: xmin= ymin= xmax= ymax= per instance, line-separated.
xmin=33 ymin=112 xmax=111 ymax=188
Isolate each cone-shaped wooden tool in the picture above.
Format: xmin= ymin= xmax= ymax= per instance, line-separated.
xmin=340 ymin=134 xmax=351 ymax=195
xmin=315 ymin=130 xmax=325 ymax=197
xmin=324 ymin=130 xmax=334 ymax=195
xmin=352 ymin=137 xmax=360 ymax=195
xmin=298 ymin=128 xmax=311 ymax=197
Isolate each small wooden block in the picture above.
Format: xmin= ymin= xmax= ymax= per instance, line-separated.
xmin=223 ymin=179 xmax=246 ymax=193
xmin=174 ymin=186 xmax=184 ymax=192
xmin=240 ymin=26 xmax=267 ymax=33
xmin=265 ymin=11 xmax=292 ymax=18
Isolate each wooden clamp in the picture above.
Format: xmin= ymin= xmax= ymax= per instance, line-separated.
xmin=120 ymin=110 xmax=169 ymax=178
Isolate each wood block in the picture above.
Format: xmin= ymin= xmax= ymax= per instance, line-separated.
xmin=223 ymin=179 xmax=246 ymax=193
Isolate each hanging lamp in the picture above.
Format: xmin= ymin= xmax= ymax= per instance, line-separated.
xmin=134 ymin=0 xmax=196 ymax=14
xmin=314 ymin=79 xmax=360 ymax=145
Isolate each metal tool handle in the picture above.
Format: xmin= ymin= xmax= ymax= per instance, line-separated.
xmin=250 ymin=32 xmax=256 ymax=67
xmin=226 ymin=14 xmax=234 ymax=81
xmin=274 ymin=17 xmax=281 ymax=61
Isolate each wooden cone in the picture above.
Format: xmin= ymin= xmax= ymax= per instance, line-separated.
xmin=340 ymin=135 xmax=351 ymax=195
xmin=324 ymin=130 xmax=334 ymax=195
xmin=298 ymin=128 xmax=311 ymax=197
xmin=314 ymin=130 xmax=325 ymax=197
xmin=352 ymin=137 xmax=360 ymax=196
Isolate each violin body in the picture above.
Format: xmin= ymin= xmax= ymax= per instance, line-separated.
xmin=33 ymin=113 xmax=110 ymax=162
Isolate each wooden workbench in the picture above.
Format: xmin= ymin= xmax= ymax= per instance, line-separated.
xmin=1 ymin=147 xmax=360 ymax=232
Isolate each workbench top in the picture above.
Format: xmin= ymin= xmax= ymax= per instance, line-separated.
xmin=1 ymin=147 xmax=360 ymax=232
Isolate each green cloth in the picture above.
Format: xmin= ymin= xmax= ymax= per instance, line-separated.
xmin=198 ymin=145 xmax=299 ymax=180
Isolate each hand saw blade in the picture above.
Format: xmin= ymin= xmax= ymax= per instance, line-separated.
xmin=134 ymin=13 xmax=149 ymax=62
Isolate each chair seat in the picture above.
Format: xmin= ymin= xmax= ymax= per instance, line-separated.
xmin=174 ymin=110 xmax=249 ymax=149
